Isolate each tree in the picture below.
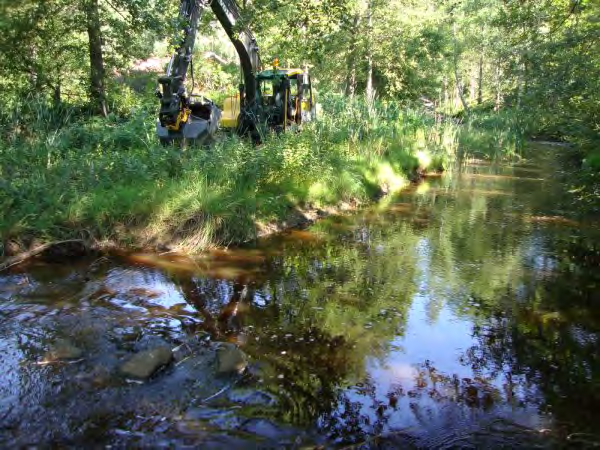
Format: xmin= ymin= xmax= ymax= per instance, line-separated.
xmin=0 ymin=0 xmax=171 ymax=112
xmin=86 ymin=0 xmax=108 ymax=116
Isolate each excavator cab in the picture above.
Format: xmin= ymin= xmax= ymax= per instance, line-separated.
xmin=256 ymin=65 xmax=315 ymax=131
xmin=220 ymin=64 xmax=315 ymax=134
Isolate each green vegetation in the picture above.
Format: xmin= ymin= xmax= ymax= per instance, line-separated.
xmin=0 ymin=95 xmax=453 ymax=252
xmin=1 ymin=0 xmax=598 ymax=253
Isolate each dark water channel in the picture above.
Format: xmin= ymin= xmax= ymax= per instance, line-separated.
xmin=1 ymin=148 xmax=599 ymax=448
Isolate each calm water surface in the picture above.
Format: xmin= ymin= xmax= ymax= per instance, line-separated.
xmin=1 ymin=148 xmax=599 ymax=448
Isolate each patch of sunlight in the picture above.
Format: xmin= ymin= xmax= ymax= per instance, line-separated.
xmin=416 ymin=150 xmax=432 ymax=169
xmin=128 ymin=253 xmax=205 ymax=274
xmin=152 ymin=178 xmax=210 ymax=223
xmin=540 ymin=311 xmax=563 ymax=324
xmin=386 ymin=202 xmax=414 ymax=214
xmin=368 ymin=162 xmax=409 ymax=194
xmin=416 ymin=181 xmax=431 ymax=195
xmin=415 ymin=128 xmax=427 ymax=149
xmin=463 ymin=173 xmax=544 ymax=182
xmin=308 ymin=181 xmax=328 ymax=203
xmin=442 ymin=127 xmax=459 ymax=155
xmin=127 ymin=253 xmax=258 ymax=280
xmin=286 ymin=230 xmax=323 ymax=242
xmin=527 ymin=215 xmax=580 ymax=227
xmin=375 ymin=195 xmax=395 ymax=211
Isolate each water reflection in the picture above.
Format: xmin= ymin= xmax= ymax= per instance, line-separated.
xmin=1 ymin=149 xmax=599 ymax=447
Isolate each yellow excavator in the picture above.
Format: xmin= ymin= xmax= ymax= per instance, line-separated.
xmin=156 ymin=0 xmax=315 ymax=144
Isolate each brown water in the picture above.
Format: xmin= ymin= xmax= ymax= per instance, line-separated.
xmin=1 ymin=148 xmax=599 ymax=448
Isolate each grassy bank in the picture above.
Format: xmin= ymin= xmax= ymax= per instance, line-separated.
xmin=0 ymin=95 xmax=457 ymax=254
xmin=5 ymin=94 xmax=539 ymax=255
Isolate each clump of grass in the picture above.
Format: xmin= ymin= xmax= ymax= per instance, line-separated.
xmin=1 ymin=93 xmax=461 ymax=253
xmin=456 ymin=108 xmax=531 ymax=161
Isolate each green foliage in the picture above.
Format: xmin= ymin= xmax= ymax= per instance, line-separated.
xmin=248 ymin=0 xmax=598 ymax=159
xmin=0 ymin=0 xmax=173 ymax=108
xmin=457 ymin=108 xmax=531 ymax=160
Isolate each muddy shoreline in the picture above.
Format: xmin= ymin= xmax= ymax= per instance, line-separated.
xmin=1 ymin=171 xmax=438 ymax=270
xmin=0 ymin=204 xmax=353 ymax=269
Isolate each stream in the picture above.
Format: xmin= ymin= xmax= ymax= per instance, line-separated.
xmin=1 ymin=146 xmax=599 ymax=448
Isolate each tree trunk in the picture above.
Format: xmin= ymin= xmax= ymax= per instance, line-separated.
xmin=346 ymin=59 xmax=357 ymax=98
xmin=443 ymin=76 xmax=448 ymax=106
xmin=365 ymin=0 xmax=374 ymax=104
xmin=477 ymin=54 xmax=483 ymax=105
xmin=53 ymin=82 xmax=61 ymax=106
xmin=345 ymin=14 xmax=360 ymax=97
xmin=452 ymin=21 xmax=469 ymax=113
xmin=366 ymin=53 xmax=374 ymax=103
xmin=454 ymin=67 xmax=468 ymax=112
xmin=28 ymin=46 xmax=41 ymax=94
xmin=86 ymin=0 xmax=107 ymax=116
xmin=494 ymin=64 xmax=502 ymax=111
xmin=523 ymin=60 xmax=529 ymax=97
xmin=517 ymin=60 xmax=527 ymax=108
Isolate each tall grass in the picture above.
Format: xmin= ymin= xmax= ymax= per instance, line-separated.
xmin=456 ymin=108 xmax=531 ymax=161
xmin=1 ymin=93 xmax=497 ymax=253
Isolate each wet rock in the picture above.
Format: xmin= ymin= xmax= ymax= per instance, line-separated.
xmin=46 ymin=339 xmax=83 ymax=360
xmin=90 ymin=367 xmax=113 ymax=389
xmin=216 ymin=343 xmax=247 ymax=375
xmin=184 ymin=407 xmax=229 ymax=421
xmin=244 ymin=361 xmax=266 ymax=379
xmin=73 ymin=366 xmax=114 ymax=389
xmin=183 ymin=407 xmax=243 ymax=431
xmin=177 ymin=411 xmax=242 ymax=435
xmin=15 ymin=312 xmax=37 ymax=323
xmin=112 ymin=326 xmax=142 ymax=343
xmin=172 ymin=333 xmax=210 ymax=363
xmin=227 ymin=388 xmax=277 ymax=407
xmin=120 ymin=346 xmax=172 ymax=379
xmin=240 ymin=418 xmax=287 ymax=440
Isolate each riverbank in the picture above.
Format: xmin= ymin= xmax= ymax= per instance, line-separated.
xmin=1 ymin=97 xmax=454 ymax=258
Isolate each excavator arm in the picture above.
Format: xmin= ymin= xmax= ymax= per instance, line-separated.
xmin=210 ymin=0 xmax=261 ymax=130
xmin=157 ymin=0 xmax=261 ymax=142
xmin=157 ymin=0 xmax=205 ymax=131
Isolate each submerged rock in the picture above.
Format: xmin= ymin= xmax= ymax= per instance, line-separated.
xmin=182 ymin=407 xmax=243 ymax=432
xmin=120 ymin=346 xmax=172 ymax=379
xmin=240 ymin=418 xmax=289 ymax=440
xmin=172 ymin=333 xmax=210 ymax=363
xmin=46 ymin=339 xmax=83 ymax=360
xmin=216 ymin=343 xmax=247 ymax=374
xmin=226 ymin=388 xmax=277 ymax=407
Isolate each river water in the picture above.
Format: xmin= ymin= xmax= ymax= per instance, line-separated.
xmin=1 ymin=148 xmax=599 ymax=448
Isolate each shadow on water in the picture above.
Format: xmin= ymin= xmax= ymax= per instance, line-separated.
xmin=1 ymin=146 xmax=599 ymax=447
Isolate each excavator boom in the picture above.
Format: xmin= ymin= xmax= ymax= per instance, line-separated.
xmin=157 ymin=0 xmax=260 ymax=143
xmin=157 ymin=0 xmax=203 ymax=129
xmin=210 ymin=0 xmax=261 ymax=107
